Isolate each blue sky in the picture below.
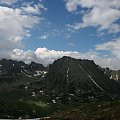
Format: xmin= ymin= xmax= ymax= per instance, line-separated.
xmin=0 ymin=0 xmax=120 ymax=69
xmin=24 ymin=0 xmax=115 ymax=51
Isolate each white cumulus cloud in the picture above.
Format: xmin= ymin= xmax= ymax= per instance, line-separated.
xmin=0 ymin=6 xmax=40 ymax=50
xmin=0 ymin=1 xmax=46 ymax=58
xmin=96 ymin=38 xmax=120 ymax=58
xmin=66 ymin=0 xmax=120 ymax=33
xmin=0 ymin=0 xmax=18 ymax=5
xmin=10 ymin=49 xmax=37 ymax=63
xmin=22 ymin=3 xmax=47 ymax=14
xmin=95 ymin=38 xmax=120 ymax=69
xmin=40 ymin=34 xmax=49 ymax=40
xmin=9 ymin=47 xmax=120 ymax=70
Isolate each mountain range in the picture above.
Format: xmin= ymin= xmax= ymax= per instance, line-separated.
xmin=0 ymin=57 xmax=120 ymax=100
xmin=0 ymin=56 xmax=120 ymax=118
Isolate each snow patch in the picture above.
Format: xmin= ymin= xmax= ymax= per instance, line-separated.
xmin=32 ymin=92 xmax=36 ymax=97
xmin=18 ymin=117 xmax=22 ymax=119
xmin=40 ymin=117 xmax=50 ymax=120
xmin=21 ymin=70 xmax=32 ymax=78
xmin=43 ymin=71 xmax=47 ymax=74
xmin=24 ymin=70 xmax=29 ymax=74
xmin=34 ymin=71 xmax=47 ymax=77
xmin=56 ymin=97 xmax=61 ymax=99
xmin=67 ymin=67 xmax=69 ymax=83
xmin=42 ymin=75 xmax=45 ymax=78
xmin=116 ymin=74 xmax=119 ymax=80
xmin=21 ymin=66 xmax=24 ymax=68
xmin=40 ymin=91 xmax=43 ymax=93
xmin=52 ymin=100 xmax=56 ymax=104
xmin=25 ymin=86 xmax=28 ymax=90
xmin=34 ymin=71 xmax=42 ymax=76
xmin=79 ymin=64 xmax=104 ymax=92
xmin=110 ymin=75 xmax=113 ymax=79
xmin=69 ymin=93 xmax=74 ymax=96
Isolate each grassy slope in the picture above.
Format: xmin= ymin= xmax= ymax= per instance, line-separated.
xmin=0 ymin=87 xmax=120 ymax=119
xmin=44 ymin=100 xmax=120 ymax=120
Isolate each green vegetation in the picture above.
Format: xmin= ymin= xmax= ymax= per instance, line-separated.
xmin=0 ymin=89 xmax=64 ymax=119
xmin=0 ymin=87 xmax=120 ymax=120
xmin=47 ymin=100 xmax=120 ymax=120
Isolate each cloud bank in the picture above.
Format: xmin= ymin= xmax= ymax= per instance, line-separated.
xmin=0 ymin=0 xmax=18 ymax=5
xmin=0 ymin=6 xmax=39 ymax=49
xmin=0 ymin=1 xmax=46 ymax=58
xmin=9 ymin=46 xmax=120 ymax=70
xmin=66 ymin=0 xmax=120 ymax=33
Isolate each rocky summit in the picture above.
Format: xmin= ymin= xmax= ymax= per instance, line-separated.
xmin=43 ymin=56 xmax=120 ymax=103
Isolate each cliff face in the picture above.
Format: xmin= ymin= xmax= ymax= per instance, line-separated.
xmin=43 ymin=56 xmax=120 ymax=103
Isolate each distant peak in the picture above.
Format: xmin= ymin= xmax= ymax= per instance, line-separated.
xmin=62 ymin=56 xmax=72 ymax=59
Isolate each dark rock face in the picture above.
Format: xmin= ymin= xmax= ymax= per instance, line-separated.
xmin=103 ymin=67 xmax=120 ymax=82
xmin=0 ymin=57 xmax=120 ymax=102
xmin=44 ymin=56 xmax=120 ymax=102
xmin=0 ymin=58 xmax=47 ymax=90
